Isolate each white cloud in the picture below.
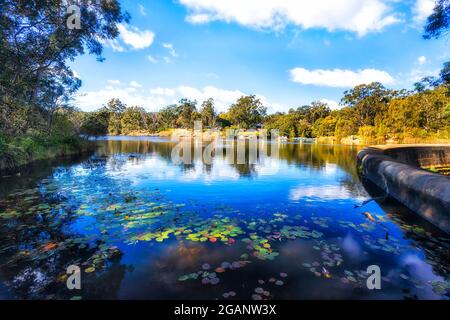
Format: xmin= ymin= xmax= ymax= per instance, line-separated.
xmin=101 ymin=24 xmax=155 ymax=51
xmin=147 ymin=55 xmax=158 ymax=63
xmin=289 ymin=184 xmax=367 ymax=201
xmin=206 ymin=72 xmax=220 ymax=79
xmin=417 ymin=55 xmax=427 ymax=65
xmin=162 ymin=43 xmax=178 ymax=57
xmin=74 ymin=85 xmax=148 ymax=112
xmin=107 ymin=79 xmax=122 ymax=85
xmin=290 ymin=67 xmax=395 ymax=87
xmin=73 ymin=70 xmax=81 ymax=80
xmin=176 ymin=86 xmax=245 ymax=112
xmin=407 ymin=67 xmax=440 ymax=83
xmin=150 ymin=87 xmax=176 ymax=96
xmin=179 ymin=0 xmax=401 ymax=36
xmin=138 ymin=4 xmax=147 ymax=16
xmin=320 ymin=99 xmax=341 ymax=110
xmin=130 ymin=81 xmax=142 ymax=88
xmin=101 ymin=38 xmax=125 ymax=52
xmin=73 ymin=83 xmax=284 ymax=113
xmin=117 ymin=23 xmax=155 ymax=50
xmin=186 ymin=13 xmax=212 ymax=24
xmin=413 ymin=0 xmax=435 ymax=23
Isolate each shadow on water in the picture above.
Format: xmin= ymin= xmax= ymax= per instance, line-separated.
xmin=0 ymin=154 xmax=91 ymax=197
xmin=361 ymin=178 xmax=450 ymax=282
xmin=0 ymin=137 xmax=448 ymax=299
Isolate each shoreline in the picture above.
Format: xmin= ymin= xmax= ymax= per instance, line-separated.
xmin=0 ymin=137 xmax=95 ymax=176
xmin=99 ymin=131 xmax=450 ymax=146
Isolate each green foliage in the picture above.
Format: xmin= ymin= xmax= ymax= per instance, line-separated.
xmin=0 ymin=0 xmax=128 ymax=135
xmin=312 ymin=116 xmax=337 ymax=137
xmin=176 ymin=99 xmax=198 ymax=129
xmin=423 ymin=0 xmax=450 ymax=39
xmin=266 ymin=113 xmax=301 ymax=137
xmin=0 ymin=135 xmax=7 ymax=155
xmin=216 ymin=113 xmax=232 ymax=128
xmin=358 ymin=126 xmax=377 ymax=144
xmin=264 ymin=103 xmax=331 ymax=138
xmin=106 ymin=98 xmax=126 ymax=135
xmin=158 ymin=104 xmax=182 ymax=130
xmin=341 ymin=82 xmax=392 ymax=127
xmin=0 ymin=133 xmax=89 ymax=171
xmin=0 ymin=1 xmax=127 ymax=170
xmin=228 ymin=95 xmax=267 ymax=129
xmin=121 ymin=106 xmax=147 ymax=134
xmin=80 ymin=110 xmax=109 ymax=136
xmin=200 ymin=98 xmax=217 ymax=128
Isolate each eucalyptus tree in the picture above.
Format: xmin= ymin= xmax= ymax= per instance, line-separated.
xmin=0 ymin=0 xmax=129 ymax=134
xmin=423 ymin=0 xmax=450 ymax=91
xmin=200 ymin=98 xmax=217 ymax=128
xmin=228 ymin=95 xmax=267 ymax=129
xmin=423 ymin=0 xmax=450 ymax=39
xmin=105 ymin=98 xmax=126 ymax=135
xmin=177 ymin=98 xmax=197 ymax=129
xmin=340 ymin=82 xmax=393 ymax=128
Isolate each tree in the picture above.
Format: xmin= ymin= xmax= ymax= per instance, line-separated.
xmin=423 ymin=1 xmax=450 ymax=92
xmin=308 ymin=101 xmax=331 ymax=122
xmin=341 ymin=82 xmax=393 ymax=127
xmin=423 ymin=0 xmax=450 ymax=39
xmin=121 ymin=106 xmax=147 ymax=134
xmin=312 ymin=116 xmax=337 ymax=137
xmin=216 ymin=113 xmax=232 ymax=128
xmin=0 ymin=0 xmax=129 ymax=135
xmin=264 ymin=113 xmax=299 ymax=137
xmin=80 ymin=110 xmax=109 ymax=136
xmin=158 ymin=104 xmax=182 ymax=130
xmin=332 ymin=107 xmax=359 ymax=139
xmin=294 ymin=101 xmax=331 ymax=124
xmin=39 ymin=73 xmax=81 ymax=133
xmin=176 ymin=99 xmax=197 ymax=129
xmin=105 ymin=98 xmax=126 ymax=134
xmin=146 ymin=112 xmax=160 ymax=133
xmin=228 ymin=95 xmax=267 ymax=129
xmin=200 ymin=98 xmax=217 ymax=128
xmin=439 ymin=61 xmax=450 ymax=87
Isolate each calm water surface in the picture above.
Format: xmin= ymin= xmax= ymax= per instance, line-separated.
xmin=0 ymin=137 xmax=449 ymax=299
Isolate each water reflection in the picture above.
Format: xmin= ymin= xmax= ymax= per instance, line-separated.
xmin=0 ymin=137 xmax=448 ymax=300
xmin=362 ymin=179 xmax=450 ymax=290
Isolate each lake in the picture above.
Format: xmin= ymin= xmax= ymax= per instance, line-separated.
xmin=0 ymin=137 xmax=449 ymax=300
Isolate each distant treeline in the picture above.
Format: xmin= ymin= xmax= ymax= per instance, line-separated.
xmin=77 ymin=80 xmax=450 ymax=144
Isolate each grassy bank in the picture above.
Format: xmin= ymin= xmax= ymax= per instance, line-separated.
xmin=0 ymin=134 xmax=94 ymax=174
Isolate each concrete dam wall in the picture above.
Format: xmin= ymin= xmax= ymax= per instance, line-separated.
xmin=357 ymin=145 xmax=450 ymax=234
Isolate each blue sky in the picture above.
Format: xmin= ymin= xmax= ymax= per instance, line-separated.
xmin=71 ymin=0 xmax=449 ymax=113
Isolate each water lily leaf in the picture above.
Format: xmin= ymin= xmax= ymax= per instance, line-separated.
xmin=202 ymin=263 xmax=211 ymax=270
xmin=85 ymin=267 xmax=95 ymax=273
xmin=178 ymin=275 xmax=189 ymax=281
xmin=255 ymin=287 xmax=264 ymax=294
xmin=42 ymin=242 xmax=58 ymax=252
